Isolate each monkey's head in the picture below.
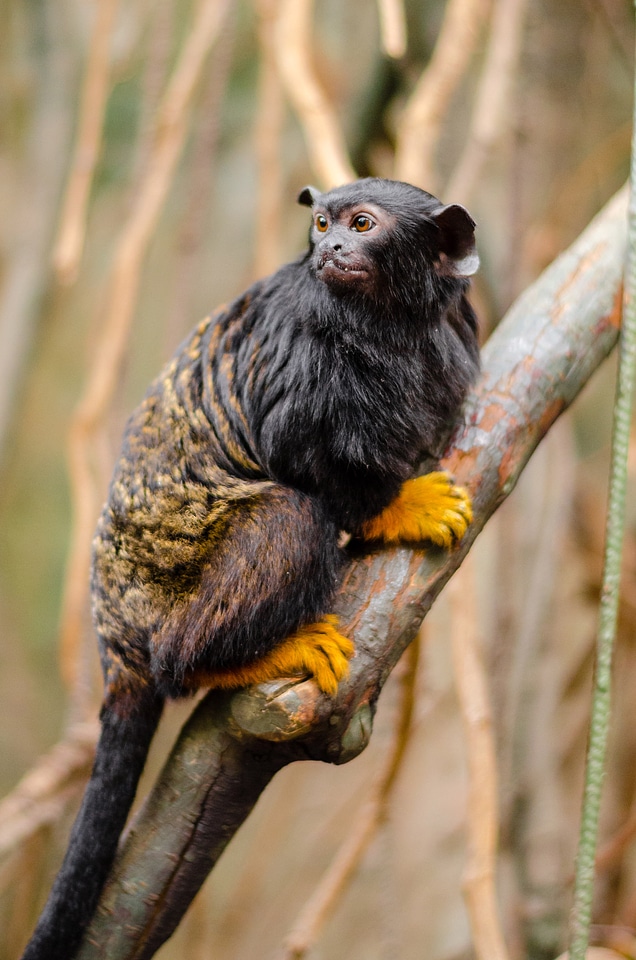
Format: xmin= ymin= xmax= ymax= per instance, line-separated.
xmin=298 ymin=178 xmax=478 ymax=315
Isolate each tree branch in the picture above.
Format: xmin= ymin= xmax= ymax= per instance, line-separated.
xmin=275 ymin=0 xmax=356 ymax=188
xmin=253 ymin=0 xmax=286 ymax=277
xmin=393 ymin=0 xmax=491 ymax=189
xmin=58 ymin=0 xmax=231 ymax=703
xmin=445 ymin=0 xmax=530 ymax=206
xmin=76 ymin=186 xmax=627 ymax=959
xmin=52 ymin=0 xmax=120 ymax=285
xmin=376 ymin=0 xmax=407 ymax=60
xmin=449 ymin=557 xmax=509 ymax=960
xmin=279 ymin=637 xmax=420 ymax=960
xmin=0 ymin=721 xmax=98 ymax=861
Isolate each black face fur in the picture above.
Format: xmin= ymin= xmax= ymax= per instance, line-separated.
xmin=299 ymin=178 xmax=479 ymax=311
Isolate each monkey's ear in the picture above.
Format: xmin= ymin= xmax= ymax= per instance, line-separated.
xmin=298 ymin=185 xmax=321 ymax=207
xmin=431 ymin=204 xmax=480 ymax=277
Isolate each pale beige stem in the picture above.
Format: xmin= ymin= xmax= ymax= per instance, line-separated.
xmin=52 ymin=0 xmax=121 ymax=285
xmin=376 ymin=0 xmax=407 ymax=59
xmin=279 ymin=636 xmax=420 ymax=960
xmin=58 ymin=0 xmax=231 ymax=696
xmin=394 ymin=0 xmax=491 ymax=190
xmin=449 ymin=555 xmax=510 ymax=960
xmin=275 ymin=0 xmax=356 ymax=188
xmin=254 ymin=0 xmax=286 ymax=277
xmin=0 ymin=722 xmax=98 ymax=862
xmin=446 ymin=0 xmax=530 ymax=205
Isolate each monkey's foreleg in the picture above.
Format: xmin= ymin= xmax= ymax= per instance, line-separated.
xmin=360 ymin=472 xmax=472 ymax=548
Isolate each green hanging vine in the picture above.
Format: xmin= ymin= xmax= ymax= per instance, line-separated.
xmin=568 ymin=30 xmax=636 ymax=960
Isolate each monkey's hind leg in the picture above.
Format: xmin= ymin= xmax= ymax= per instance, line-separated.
xmin=198 ymin=615 xmax=354 ymax=697
xmin=361 ymin=472 xmax=472 ymax=548
xmin=153 ymin=485 xmax=353 ymax=699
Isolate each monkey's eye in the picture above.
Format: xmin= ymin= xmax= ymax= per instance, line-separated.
xmin=352 ymin=215 xmax=374 ymax=233
xmin=315 ymin=214 xmax=329 ymax=232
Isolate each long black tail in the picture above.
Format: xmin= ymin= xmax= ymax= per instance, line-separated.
xmin=21 ymin=687 xmax=163 ymax=960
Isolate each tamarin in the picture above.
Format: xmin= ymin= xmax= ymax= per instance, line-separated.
xmin=22 ymin=177 xmax=480 ymax=959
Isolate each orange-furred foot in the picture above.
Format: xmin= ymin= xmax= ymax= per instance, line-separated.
xmin=361 ymin=472 xmax=472 ymax=548
xmin=199 ymin=616 xmax=354 ymax=697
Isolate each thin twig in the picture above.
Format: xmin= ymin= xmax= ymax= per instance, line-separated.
xmin=52 ymin=0 xmax=121 ymax=285
xmin=0 ymin=722 xmax=97 ymax=860
xmin=6 ymin=830 xmax=50 ymax=957
xmin=501 ymin=426 xmax=575 ymax=951
xmin=595 ymin=809 xmax=636 ymax=876
xmin=568 ymin=55 xmax=636 ymax=960
xmin=563 ymin=801 xmax=636 ymax=889
xmin=556 ymin=949 xmax=626 ymax=960
xmin=0 ymin=9 xmax=74 ymax=457
xmin=445 ymin=0 xmax=530 ymax=206
xmin=57 ymin=0 xmax=231 ymax=700
xmin=376 ymin=0 xmax=407 ymax=59
xmin=585 ymin=0 xmax=634 ymax=70
xmin=393 ymin=0 xmax=491 ymax=190
xmin=253 ymin=0 xmax=286 ymax=278
xmin=449 ymin=555 xmax=510 ymax=960
xmin=279 ymin=636 xmax=421 ymax=960
xmin=275 ymin=0 xmax=356 ymax=188
xmin=169 ymin=4 xmax=236 ymax=345
xmin=501 ymin=425 xmax=574 ymax=821
xmin=131 ymin=2 xmax=175 ymax=192
xmin=522 ymin=123 xmax=632 ymax=277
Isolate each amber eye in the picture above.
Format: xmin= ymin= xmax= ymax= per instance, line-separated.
xmin=315 ymin=214 xmax=329 ymax=232
xmin=352 ymin=215 xmax=373 ymax=232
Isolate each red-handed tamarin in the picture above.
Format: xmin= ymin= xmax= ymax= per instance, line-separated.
xmin=22 ymin=178 xmax=479 ymax=958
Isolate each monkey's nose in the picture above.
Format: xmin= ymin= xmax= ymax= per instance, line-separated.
xmin=318 ymin=235 xmax=344 ymax=255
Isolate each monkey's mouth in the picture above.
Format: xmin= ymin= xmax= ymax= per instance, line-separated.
xmin=316 ymin=256 xmax=369 ymax=285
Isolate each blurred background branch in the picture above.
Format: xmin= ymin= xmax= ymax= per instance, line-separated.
xmin=253 ymin=0 xmax=285 ymax=277
xmin=52 ymin=0 xmax=120 ymax=287
xmin=445 ymin=0 xmax=530 ymax=206
xmin=280 ymin=638 xmax=421 ymax=960
xmin=58 ymin=0 xmax=231 ymax=707
xmin=449 ymin=557 xmax=509 ymax=960
xmin=376 ymin=0 xmax=407 ymax=59
xmin=394 ymin=0 xmax=491 ymax=189
xmin=275 ymin=0 xmax=357 ymax=187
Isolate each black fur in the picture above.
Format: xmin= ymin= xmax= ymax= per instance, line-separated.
xmin=22 ymin=689 xmax=162 ymax=960
xmin=22 ymin=178 xmax=479 ymax=958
